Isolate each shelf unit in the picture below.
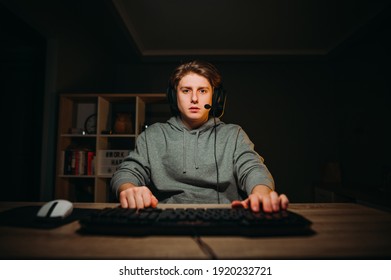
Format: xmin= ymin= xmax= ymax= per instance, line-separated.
xmin=55 ymin=93 xmax=170 ymax=202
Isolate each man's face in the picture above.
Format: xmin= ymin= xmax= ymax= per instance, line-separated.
xmin=176 ymin=73 xmax=213 ymax=129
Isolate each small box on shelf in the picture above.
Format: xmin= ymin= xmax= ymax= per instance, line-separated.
xmin=97 ymin=150 xmax=130 ymax=176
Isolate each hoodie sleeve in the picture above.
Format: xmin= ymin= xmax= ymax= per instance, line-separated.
xmin=110 ymin=132 xmax=151 ymax=199
xmin=233 ymin=127 xmax=275 ymax=195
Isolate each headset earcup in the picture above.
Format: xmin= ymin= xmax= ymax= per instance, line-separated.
xmin=166 ymin=86 xmax=178 ymax=116
xmin=212 ymin=87 xmax=227 ymax=118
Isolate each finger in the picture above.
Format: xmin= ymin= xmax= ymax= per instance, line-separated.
xmin=231 ymin=200 xmax=249 ymax=208
xmin=127 ymin=192 xmax=137 ymax=208
xmin=134 ymin=190 xmax=145 ymax=209
xmin=260 ymin=195 xmax=272 ymax=213
xmin=151 ymin=195 xmax=159 ymax=208
xmin=119 ymin=191 xmax=129 ymax=208
xmin=145 ymin=189 xmax=159 ymax=208
xmin=249 ymin=195 xmax=261 ymax=212
xmin=241 ymin=198 xmax=250 ymax=209
xmin=141 ymin=191 xmax=151 ymax=207
xmin=270 ymin=191 xmax=280 ymax=212
xmin=280 ymin=194 xmax=289 ymax=210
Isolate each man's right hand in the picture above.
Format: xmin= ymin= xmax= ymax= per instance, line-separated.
xmin=118 ymin=183 xmax=158 ymax=209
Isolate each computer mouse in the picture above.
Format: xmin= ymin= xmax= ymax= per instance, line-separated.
xmin=37 ymin=199 xmax=73 ymax=219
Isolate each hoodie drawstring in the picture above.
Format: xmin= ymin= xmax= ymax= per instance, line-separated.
xmin=182 ymin=130 xmax=187 ymax=173
xmin=194 ymin=131 xmax=199 ymax=170
xmin=182 ymin=130 xmax=200 ymax=173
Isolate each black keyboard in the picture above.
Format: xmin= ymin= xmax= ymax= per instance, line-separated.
xmin=79 ymin=207 xmax=313 ymax=237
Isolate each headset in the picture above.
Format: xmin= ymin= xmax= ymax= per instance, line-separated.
xmin=166 ymin=84 xmax=227 ymax=118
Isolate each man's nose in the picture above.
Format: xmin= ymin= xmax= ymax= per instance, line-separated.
xmin=191 ymin=92 xmax=198 ymax=103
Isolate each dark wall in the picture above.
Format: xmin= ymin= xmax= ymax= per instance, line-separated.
xmin=45 ymin=44 xmax=391 ymax=203
xmin=1 ymin=4 xmax=45 ymax=201
xmin=2 ymin=2 xmax=390 ymax=203
xmin=106 ymin=14 xmax=391 ymax=202
xmin=329 ymin=13 xmax=391 ymax=192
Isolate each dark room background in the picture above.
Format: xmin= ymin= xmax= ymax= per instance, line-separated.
xmin=1 ymin=1 xmax=390 ymax=204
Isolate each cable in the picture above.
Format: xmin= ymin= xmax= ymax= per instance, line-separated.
xmin=205 ymin=104 xmax=220 ymax=204
xmin=212 ymin=115 xmax=220 ymax=204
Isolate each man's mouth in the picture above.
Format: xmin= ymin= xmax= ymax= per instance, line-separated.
xmin=189 ymin=107 xmax=200 ymax=112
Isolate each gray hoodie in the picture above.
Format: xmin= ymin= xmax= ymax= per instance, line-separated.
xmin=111 ymin=116 xmax=275 ymax=204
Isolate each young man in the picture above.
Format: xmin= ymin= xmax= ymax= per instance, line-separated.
xmin=111 ymin=60 xmax=289 ymax=212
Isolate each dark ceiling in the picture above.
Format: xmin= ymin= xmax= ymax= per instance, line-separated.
xmin=112 ymin=0 xmax=390 ymax=57
xmin=1 ymin=0 xmax=391 ymax=60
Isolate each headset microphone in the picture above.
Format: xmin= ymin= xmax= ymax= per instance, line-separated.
xmin=204 ymin=104 xmax=212 ymax=109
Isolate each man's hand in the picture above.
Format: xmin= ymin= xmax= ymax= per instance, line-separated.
xmin=118 ymin=183 xmax=158 ymax=209
xmin=231 ymin=185 xmax=289 ymax=212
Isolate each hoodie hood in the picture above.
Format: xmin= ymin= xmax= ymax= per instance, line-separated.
xmin=167 ymin=116 xmax=221 ymax=133
xmin=167 ymin=116 xmax=222 ymax=173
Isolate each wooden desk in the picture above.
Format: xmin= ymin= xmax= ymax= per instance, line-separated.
xmin=0 ymin=202 xmax=390 ymax=259
xmin=313 ymin=183 xmax=391 ymax=211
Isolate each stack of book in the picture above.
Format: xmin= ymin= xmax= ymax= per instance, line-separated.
xmin=61 ymin=149 xmax=95 ymax=176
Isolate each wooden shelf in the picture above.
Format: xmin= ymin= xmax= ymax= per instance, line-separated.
xmin=55 ymin=93 xmax=170 ymax=202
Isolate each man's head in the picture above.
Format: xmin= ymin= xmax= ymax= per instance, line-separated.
xmin=167 ymin=60 xmax=226 ymax=119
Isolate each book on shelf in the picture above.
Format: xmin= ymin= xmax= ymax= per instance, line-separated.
xmin=61 ymin=148 xmax=95 ymax=176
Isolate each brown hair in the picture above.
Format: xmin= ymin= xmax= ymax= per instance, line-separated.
xmin=169 ymin=60 xmax=222 ymax=90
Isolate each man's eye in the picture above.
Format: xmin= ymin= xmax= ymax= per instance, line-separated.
xmin=199 ymin=89 xmax=207 ymax=94
xmin=182 ymin=89 xmax=190 ymax=93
